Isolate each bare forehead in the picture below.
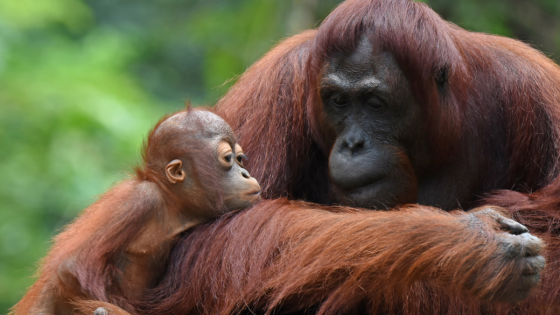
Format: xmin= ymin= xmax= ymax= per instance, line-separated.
xmin=322 ymin=36 xmax=401 ymax=90
xmin=155 ymin=110 xmax=235 ymax=140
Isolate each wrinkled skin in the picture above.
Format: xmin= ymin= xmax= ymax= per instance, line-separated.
xmin=464 ymin=207 xmax=545 ymax=302
xmin=322 ymin=36 xmax=428 ymax=209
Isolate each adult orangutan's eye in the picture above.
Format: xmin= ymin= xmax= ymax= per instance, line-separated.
xmin=366 ymin=96 xmax=385 ymax=111
xmin=332 ymin=94 xmax=348 ymax=107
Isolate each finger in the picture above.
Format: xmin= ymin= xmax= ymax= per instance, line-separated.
xmin=94 ymin=307 xmax=109 ymax=315
xmin=501 ymin=232 xmax=544 ymax=258
xmin=520 ymin=233 xmax=544 ymax=257
xmin=523 ymin=255 xmax=546 ymax=275
xmin=497 ymin=216 xmax=529 ymax=235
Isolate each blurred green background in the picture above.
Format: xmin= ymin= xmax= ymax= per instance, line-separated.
xmin=2 ymin=0 xmax=560 ymax=311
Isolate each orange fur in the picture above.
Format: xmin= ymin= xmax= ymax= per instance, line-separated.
xmin=150 ymin=0 xmax=560 ymax=313
xmin=138 ymin=200 xmax=542 ymax=315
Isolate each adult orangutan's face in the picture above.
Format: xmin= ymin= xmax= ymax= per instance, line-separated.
xmin=321 ymin=36 xmax=429 ymax=209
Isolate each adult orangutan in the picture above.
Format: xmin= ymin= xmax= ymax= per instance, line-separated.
xmin=83 ymin=0 xmax=560 ymax=314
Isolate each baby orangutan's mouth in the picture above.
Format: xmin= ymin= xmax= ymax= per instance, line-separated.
xmin=246 ymin=190 xmax=262 ymax=203
xmin=247 ymin=189 xmax=261 ymax=196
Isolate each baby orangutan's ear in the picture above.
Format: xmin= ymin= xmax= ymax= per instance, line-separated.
xmin=165 ymin=159 xmax=186 ymax=184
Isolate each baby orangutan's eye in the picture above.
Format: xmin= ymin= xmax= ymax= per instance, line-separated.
xmin=236 ymin=154 xmax=247 ymax=167
xmin=217 ymin=142 xmax=235 ymax=168
xmin=224 ymin=154 xmax=233 ymax=163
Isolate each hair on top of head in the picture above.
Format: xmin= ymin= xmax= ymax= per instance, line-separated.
xmin=137 ymin=108 xmax=228 ymax=173
xmin=134 ymin=107 xmax=232 ymax=213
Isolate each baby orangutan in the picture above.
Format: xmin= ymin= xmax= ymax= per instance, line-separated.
xmin=12 ymin=109 xmax=261 ymax=315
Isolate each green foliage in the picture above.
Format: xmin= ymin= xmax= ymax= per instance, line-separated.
xmin=1 ymin=0 xmax=559 ymax=312
xmin=0 ymin=0 xmax=164 ymax=309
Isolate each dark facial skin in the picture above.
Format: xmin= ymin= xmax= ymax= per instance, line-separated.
xmin=163 ymin=111 xmax=261 ymax=214
xmin=321 ymin=36 xmax=430 ymax=209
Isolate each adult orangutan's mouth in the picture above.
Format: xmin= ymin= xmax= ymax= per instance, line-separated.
xmin=332 ymin=174 xmax=387 ymax=192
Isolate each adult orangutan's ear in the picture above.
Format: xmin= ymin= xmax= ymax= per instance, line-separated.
xmin=165 ymin=159 xmax=186 ymax=184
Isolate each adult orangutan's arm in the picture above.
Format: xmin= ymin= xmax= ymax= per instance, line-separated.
xmin=134 ymin=199 xmax=543 ymax=315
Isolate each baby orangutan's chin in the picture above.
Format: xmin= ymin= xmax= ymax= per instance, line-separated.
xmin=224 ymin=190 xmax=262 ymax=211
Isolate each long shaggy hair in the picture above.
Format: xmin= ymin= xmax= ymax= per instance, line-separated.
xmin=138 ymin=199 xmax=526 ymax=315
xmin=204 ymin=0 xmax=560 ymax=313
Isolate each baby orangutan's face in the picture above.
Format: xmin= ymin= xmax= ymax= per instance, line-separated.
xmin=163 ymin=110 xmax=261 ymax=214
xmin=216 ymin=141 xmax=261 ymax=210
